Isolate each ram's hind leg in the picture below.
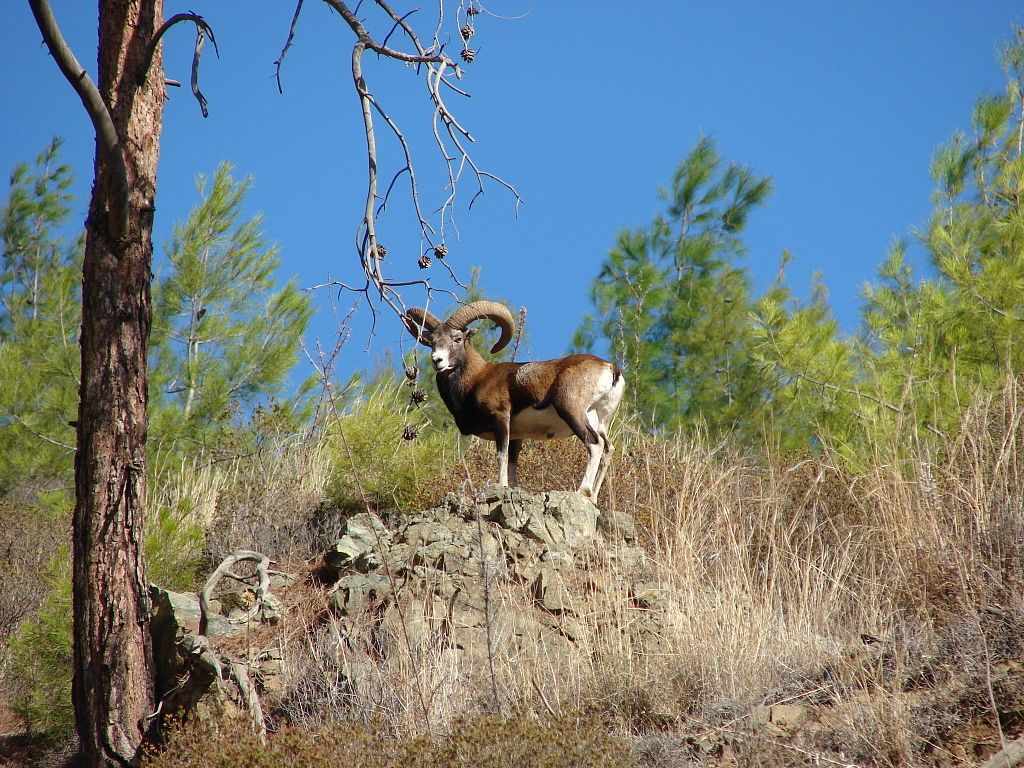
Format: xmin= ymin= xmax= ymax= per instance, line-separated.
xmin=590 ymin=411 xmax=613 ymax=498
xmin=590 ymin=365 xmax=625 ymax=498
xmin=552 ymin=403 xmax=602 ymax=499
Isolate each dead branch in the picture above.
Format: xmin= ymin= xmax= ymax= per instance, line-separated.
xmin=274 ymin=0 xmax=305 ymax=94
xmin=138 ymin=12 xmax=219 ymax=117
xmin=228 ymin=661 xmax=267 ymax=743
xmin=28 ymin=0 xmax=129 ymax=239
xmin=199 ymin=550 xmax=272 ymax=636
xmin=304 ymin=0 xmax=523 ymax=337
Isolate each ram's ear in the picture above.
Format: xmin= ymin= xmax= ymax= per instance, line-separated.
xmin=402 ymin=309 xmax=440 ymax=347
xmin=465 ymin=327 xmax=478 ymax=340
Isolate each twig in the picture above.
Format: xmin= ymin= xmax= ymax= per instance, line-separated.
xmin=511 ymin=306 xmax=526 ymax=362
xmin=530 ymin=675 xmax=557 ymax=718
xmin=190 ymin=24 xmax=210 ymax=117
xmin=980 ymin=616 xmax=1009 ymax=760
xmin=5 ymin=413 xmax=75 ymax=452
xmin=138 ymin=12 xmax=219 ymax=117
xmin=274 ymin=0 xmax=305 ymax=94
xmin=475 ymin=500 xmax=501 ymax=713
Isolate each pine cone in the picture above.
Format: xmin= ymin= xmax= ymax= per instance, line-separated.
xmin=433 ymin=244 xmax=448 ymax=259
xmin=410 ymin=389 xmax=427 ymax=405
xmin=404 ymin=364 xmax=418 ymax=382
xmin=461 ymin=48 xmax=477 ymax=63
xmin=373 ymin=243 xmax=387 ymax=260
xmin=402 ymin=424 xmax=419 ymax=441
xmin=418 ymin=254 xmax=432 ymax=269
xmin=460 ymin=24 xmax=475 ymax=41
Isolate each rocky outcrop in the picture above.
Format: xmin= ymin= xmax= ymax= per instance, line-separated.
xmin=149 ymin=488 xmax=654 ymax=724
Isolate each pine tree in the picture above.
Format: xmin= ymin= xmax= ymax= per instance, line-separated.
xmin=0 ymin=139 xmax=81 ymax=489
xmin=856 ymin=26 xmax=1024 ymax=445
xmin=575 ymin=138 xmax=772 ymax=439
xmin=149 ymin=163 xmax=313 ymax=456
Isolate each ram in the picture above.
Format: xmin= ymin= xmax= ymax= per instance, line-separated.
xmin=402 ymin=300 xmax=625 ymax=499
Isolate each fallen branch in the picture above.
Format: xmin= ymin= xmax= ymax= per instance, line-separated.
xmin=199 ymin=549 xmax=272 ymax=636
xmin=229 ymin=661 xmax=267 ymax=743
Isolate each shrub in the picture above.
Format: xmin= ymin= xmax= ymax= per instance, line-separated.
xmin=323 ymin=377 xmax=461 ymax=514
xmin=2 ymin=462 xmax=223 ymax=740
xmin=144 ymin=715 xmax=634 ymax=768
xmin=4 ymin=550 xmax=74 ymax=741
xmin=0 ymin=488 xmax=67 ymax=646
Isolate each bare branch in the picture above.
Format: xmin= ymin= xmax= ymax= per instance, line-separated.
xmin=190 ymin=24 xmax=210 ymax=117
xmin=139 ymin=13 xmax=219 ymax=118
xmin=380 ymin=7 xmax=420 ymax=51
xmin=309 ymin=0 xmax=523 ymax=330
xmin=199 ymin=550 xmax=271 ymax=636
xmin=325 ymin=0 xmax=448 ymax=64
xmin=4 ymin=412 xmax=75 ymax=453
xmin=28 ymin=0 xmax=129 ymax=238
xmin=274 ymin=0 xmax=305 ymax=94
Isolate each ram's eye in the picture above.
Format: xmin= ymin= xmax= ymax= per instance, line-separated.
xmin=452 ymin=334 xmax=463 ymax=343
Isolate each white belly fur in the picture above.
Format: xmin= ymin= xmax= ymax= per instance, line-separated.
xmin=510 ymin=406 xmax=574 ymax=440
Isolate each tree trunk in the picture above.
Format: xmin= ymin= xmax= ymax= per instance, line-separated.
xmin=72 ymin=1 xmax=165 ymax=765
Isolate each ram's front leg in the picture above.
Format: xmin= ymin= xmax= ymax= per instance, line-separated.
xmin=494 ymin=417 xmax=511 ymax=487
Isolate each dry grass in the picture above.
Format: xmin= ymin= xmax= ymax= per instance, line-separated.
xmin=5 ymin=375 xmax=1012 ymax=764
xmin=268 ymin=377 xmax=1024 ymax=765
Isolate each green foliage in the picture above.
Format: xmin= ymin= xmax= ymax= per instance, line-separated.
xmin=150 ymin=163 xmax=314 ymax=459
xmin=3 ymin=478 xmax=211 ymax=740
xmin=750 ymin=258 xmax=862 ymax=460
xmin=575 ymin=137 xmax=774 ymax=441
xmin=5 ymin=547 xmax=74 ymax=741
xmin=0 ymin=138 xmax=81 ymax=490
xmin=752 ymin=27 xmax=1024 ymax=464
xmin=145 ymin=500 xmax=206 ymax=592
xmin=145 ymin=715 xmax=633 ymax=768
xmin=325 ymin=375 xmax=459 ymax=513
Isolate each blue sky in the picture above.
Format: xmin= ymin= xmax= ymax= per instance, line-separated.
xmin=2 ymin=2 xmax=1022 ymax=381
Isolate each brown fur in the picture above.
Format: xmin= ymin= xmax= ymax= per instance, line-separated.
xmin=402 ymin=304 xmax=623 ymax=494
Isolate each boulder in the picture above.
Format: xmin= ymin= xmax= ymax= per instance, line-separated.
xmin=151 ymin=487 xmax=652 ymax=726
xmin=323 ymin=512 xmax=391 ymax=573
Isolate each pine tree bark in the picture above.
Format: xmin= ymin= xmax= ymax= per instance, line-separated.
xmin=69 ymin=1 xmax=165 ymax=764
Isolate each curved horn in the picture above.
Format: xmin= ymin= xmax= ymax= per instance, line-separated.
xmin=445 ymin=300 xmax=515 ymax=354
xmin=401 ymin=307 xmax=441 ymax=347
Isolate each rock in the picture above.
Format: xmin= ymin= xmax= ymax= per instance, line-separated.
xmin=597 ymin=507 xmax=637 ymax=543
xmin=324 ymin=512 xmax=391 ymax=573
xmin=485 ymin=487 xmax=544 ymax=531
xmin=329 ymin=573 xmax=393 ymax=616
xmin=750 ymin=702 xmax=811 ymax=737
xmin=533 ymin=566 xmax=572 ymax=614
xmin=269 ymin=571 xmax=297 ymax=591
xmin=151 ymin=487 xmax=657 ymax=727
xmin=149 ymin=586 xmax=238 ymax=641
xmin=545 ymin=491 xmax=599 ymax=547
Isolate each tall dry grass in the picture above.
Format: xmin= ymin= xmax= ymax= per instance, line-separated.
xmin=275 ymin=376 xmax=1024 ymax=763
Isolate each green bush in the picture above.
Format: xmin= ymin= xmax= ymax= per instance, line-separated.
xmin=145 ymin=715 xmax=634 ymax=768
xmin=145 ymin=493 xmax=207 ymax=592
xmin=324 ymin=376 xmax=460 ymax=513
xmin=5 ymin=549 xmax=74 ymax=741
xmin=4 ymin=476 xmax=208 ymax=739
